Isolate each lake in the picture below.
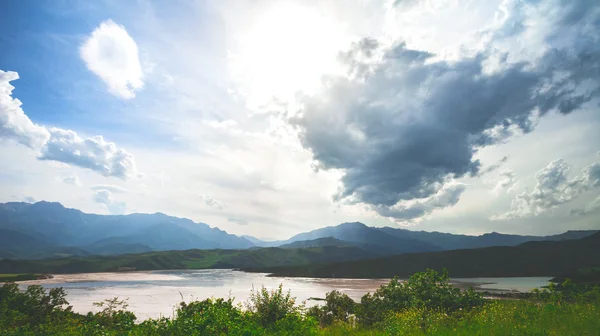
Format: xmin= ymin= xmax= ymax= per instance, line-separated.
xmin=20 ymin=270 xmax=552 ymax=319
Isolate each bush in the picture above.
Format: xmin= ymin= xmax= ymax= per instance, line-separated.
xmin=356 ymin=269 xmax=484 ymax=325
xmin=246 ymin=284 xmax=300 ymax=327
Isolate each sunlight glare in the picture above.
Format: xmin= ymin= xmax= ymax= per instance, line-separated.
xmin=230 ymin=2 xmax=347 ymax=110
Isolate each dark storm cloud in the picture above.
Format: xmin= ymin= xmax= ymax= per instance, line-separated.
xmin=290 ymin=0 xmax=600 ymax=221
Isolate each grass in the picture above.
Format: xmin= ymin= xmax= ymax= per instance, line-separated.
xmin=0 ymin=273 xmax=38 ymax=281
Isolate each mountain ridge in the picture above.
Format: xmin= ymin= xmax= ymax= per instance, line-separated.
xmin=0 ymin=201 xmax=597 ymax=260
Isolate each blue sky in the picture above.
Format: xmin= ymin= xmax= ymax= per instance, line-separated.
xmin=1 ymin=0 xmax=599 ymax=239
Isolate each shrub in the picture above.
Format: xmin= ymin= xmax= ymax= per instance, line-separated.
xmin=356 ymin=269 xmax=484 ymax=325
xmin=246 ymin=284 xmax=300 ymax=327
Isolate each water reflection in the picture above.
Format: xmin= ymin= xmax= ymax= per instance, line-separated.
xmin=20 ymin=269 xmax=551 ymax=320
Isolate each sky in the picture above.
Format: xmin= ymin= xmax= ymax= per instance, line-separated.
xmin=1 ymin=0 xmax=599 ymax=240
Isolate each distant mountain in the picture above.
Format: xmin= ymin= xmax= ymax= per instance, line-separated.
xmin=279 ymin=222 xmax=442 ymax=255
xmin=0 ymin=228 xmax=89 ymax=259
xmin=0 ymin=202 xmax=255 ymax=259
xmin=249 ymin=232 xmax=600 ymax=279
xmin=376 ymin=227 xmax=598 ymax=250
xmin=279 ymin=237 xmax=351 ymax=249
xmin=1 ymin=201 xmax=597 ymax=260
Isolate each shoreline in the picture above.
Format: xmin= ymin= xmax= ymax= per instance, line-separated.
xmin=11 ymin=269 xmax=549 ymax=294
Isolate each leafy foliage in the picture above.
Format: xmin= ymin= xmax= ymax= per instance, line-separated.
xmin=247 ymin=284 xmax=300 ymax=327
xmin=0 ymin=270 xmax=598 ymax=335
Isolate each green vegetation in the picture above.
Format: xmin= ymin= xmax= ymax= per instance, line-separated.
xmin=1 ymin=270 xmax=599 ymax=335
xmin=0 ymin=245 xmax=373 ymax=275
xmin=0 ymin=274 xmax=38 ymax=282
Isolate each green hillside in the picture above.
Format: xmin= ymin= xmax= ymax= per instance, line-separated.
xmin=0 ymin=245 xmax=373 ymax=275
xmin=246 ymin=232 xmax=600 ymax=280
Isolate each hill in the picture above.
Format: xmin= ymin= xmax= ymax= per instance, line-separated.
xmin=246 ymin=232 xmax=600 ymax=279
xmin=0 ymin=245 xmax=374 ymax=274
xmin=278 ymin=237 xmax=351 ymax=249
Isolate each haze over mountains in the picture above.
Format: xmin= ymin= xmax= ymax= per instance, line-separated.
xmin=0 ymin=201 xmax=597 ymax=260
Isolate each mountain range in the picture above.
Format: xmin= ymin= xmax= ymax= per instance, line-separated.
xmin=0 ymin=201 xmax=597 ymax=259
xmin=248 ymin=232 xmax=600 ymax=279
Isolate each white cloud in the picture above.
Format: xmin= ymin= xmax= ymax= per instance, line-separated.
xmin=201 ymin=194 xmax=225 ymax=210
xmin=1 ymin=69 xmax=139 ymax=179
xmin=39 ymin=128 xmax=138 ymax=180
xmin=80 ymin=19 xmax=144 ymax=99
xmin=0 ymin=70 xmax=50 ymax=148
xmin=570 ymin=195 xmax=600 ymax=216
xmin=63 ymin=175 xmax=81 ymax=186
xmin=493 ymin=170 xmax=517 ymax=193
xmin=93 ymin=188 xmax=127 ymax=214
xmin=91 ymin=185 xmax=128 ymax=193
xmin=493 ymin=157 xmax=600 ymax=219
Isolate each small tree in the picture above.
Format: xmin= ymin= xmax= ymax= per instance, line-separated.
xmin=307 ymin=290 xmax=356 ymax=326
xmin=246 ymin=284 xmax=299 ymax=327
xmin=91 ymin=297 xmax=136 ymax=331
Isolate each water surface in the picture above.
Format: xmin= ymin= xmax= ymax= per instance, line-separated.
xmin=21 ymin=270 xmax=551 ymax=319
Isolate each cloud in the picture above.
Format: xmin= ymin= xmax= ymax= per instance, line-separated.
xmin=91 ymin=185 xmax=128 ymax=193
xmin=373 ymin=182 xmax=466 ymax=223
xmin=201 ymin=195 xmax=225 ymax=210
xmin=228 ymin=217 xmax=248 ymax=225
xmin=39 ymin=128 xmax=138 ymax=179
xmin=63 ymin=175 xmax=81 ymax=186
xmin=93 ymin=188 xmax=127 ymax=214
xmin=493 ymin=158 xmax=600 ymax=219
xmin=0 ymin=70 xmax=50 ymax=148
xmin=493 ymin=170 xmax=517 ymax=193
xmin=1 ymin=69 xmax=139 ymax=179
xmin=289 ymin=0 xmax=600 ymax=222
xmin=570 ymin=195 xmax=600 ymax=216
xmin=481 ymin=156 xmax=509 ymax=175
xmin=24 ymin=196 xmax=36 ymax=204
xmin=80 ymin=19 xmax=144 ymax=99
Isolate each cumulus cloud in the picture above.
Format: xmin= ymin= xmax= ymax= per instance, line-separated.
xmin=493 ymin=170 xmax=517 ymax=193
xmin=24 ymin=196 xmax=36 ymax=204
xmin=290 ymin=0 xmax=600 ymax=222
xmin=201 ymin=195 xmax=225 ymax=210
xmin=80 ymin=19 xmax=144 ymax=99
xmin=63 ymin=175 xmax=81 ymax=186
xmin=0 ymin=69 xmax=139 ymax=179
xmin=38 ymin=128 xmax=137 ymax=179
xmin=493 ymin=158 xmax=600 ymax=219
xmin=93 ymin=189 xmax=127 ymax=214
xmin=0 ymin=70 xmax=50 ymax=148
